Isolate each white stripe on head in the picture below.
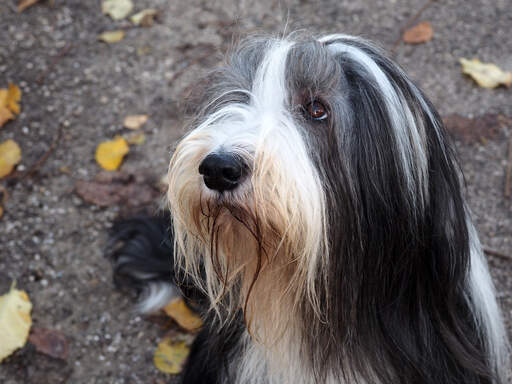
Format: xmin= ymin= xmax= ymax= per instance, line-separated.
xmin=319 ymin=34 xmax=428 ymax=205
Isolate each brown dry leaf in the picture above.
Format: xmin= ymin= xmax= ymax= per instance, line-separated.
xmin=0 ymin=140 xmax=22 ymax=179
xmin=153 ymin=337 xmax=190 ymax=374
xmin=163 ymin=298 xmax=203 ymax=332
xmin=459 ymin=58 xmax=512 ymax=89
xmin=124 ymin=132 xmax=146 ymax=145
xmin=95 ymin=136 xmax=129 ymax=171
xmin=443 ymin=114 xmax=506 ymax=144
xmin=403 ymin=21 xmax=433 ymax=44
xmin=130 ymin=9 xmax=158 ymax=27
xmin=29 ymin=328 xmax=69 ymax=360
xmin=0 ymin=284 xmax=32 ymax=362
xmin=123 ymin=114 xmax=148 ymax=130
xmin=75 ymin=169 xmax=161 ymax=207
xmin=102 ymin=0 xmax=133 ymax=20
xmin=18 ymin=0 xmax=41 ymax=12
xmin=98 ymin=30 xmax=125 ymax=43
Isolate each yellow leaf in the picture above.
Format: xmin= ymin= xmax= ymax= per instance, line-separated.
xmin=123 ymin=114 xmax=148 ymax=130
xmin=102 ymin=0 xmax=133 ymax=20
xmin=153 ymin=337 xmax=190 ymax=374
xmin=459 ymin=58 xmax=512 ymax=89
xmin=98 ymin=30 xmax=125 ymax=43
xmin=0 ymin=140 xmax=22 ymax=179
xmin=163 ymin=298 xmax=203 ymax=332
xmin=0 ymin=285 xmax=32 ymax=362
xmin=95 ymin=136 xmax=129 ymax=171
xmin=6 ymin=84 xmax=21 ymax=115
xmin=124 ymin=132 xmax=146 ymax=145
xmin=0 ymin=84 xmax=21 ymax=128
xmin=130 ymin=9 xmax=158 ymax=26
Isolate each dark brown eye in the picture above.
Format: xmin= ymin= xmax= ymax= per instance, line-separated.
xmin=306 ymin=100 xmax=328 ymax=121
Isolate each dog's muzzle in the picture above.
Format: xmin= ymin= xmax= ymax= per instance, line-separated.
xmin=198 ymin=153 xmax=247 ymax=192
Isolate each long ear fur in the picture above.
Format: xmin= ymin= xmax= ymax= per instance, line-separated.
xmin=316 ymin=35 xmax=508 ymax=384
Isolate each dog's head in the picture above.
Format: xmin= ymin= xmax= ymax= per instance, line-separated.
xmin=167 ymin=34 xmax=467 ymax=340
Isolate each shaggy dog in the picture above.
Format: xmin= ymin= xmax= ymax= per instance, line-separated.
xmin=108 ymin=33 xmax=509 ymax=383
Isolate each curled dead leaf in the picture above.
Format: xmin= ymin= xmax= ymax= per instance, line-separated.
xmin=98 ymin=30 xmax=125 ymax=44
xmin=403 ymin=21 xmax=433 ymax=44
xmin=95 ymin=136 xmax=129 ymax=171
xmin=443 ymin=114 xmax=506 ymax=144
xmin=75 ymin=169 xmax=161 ymax=207
xmin=0 ymin=284 xmax=32 ymax=362
xmin=459 ymin=58 xmax=512 ymax=89
xmin=102 ymin=0 xmax=133 ymax=20
xmin=130 ymin=9 xmax=158 ymax=27
xmin=163 ymin=298 xmax=203 ymax=332
xmin=29 ymin=328 xmax=69 ymax=360
xmin=0 ymin=140 xmax=22 ymax=179
xmin=123 ymin=114 xmax=148 ymax=130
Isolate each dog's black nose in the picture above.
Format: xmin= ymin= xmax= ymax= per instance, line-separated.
xmin=198 ymin=153 xmax=245 ymax=192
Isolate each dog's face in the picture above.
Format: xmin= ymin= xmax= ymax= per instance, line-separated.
xmin=167 ymin=34 xmax=459 ymax=337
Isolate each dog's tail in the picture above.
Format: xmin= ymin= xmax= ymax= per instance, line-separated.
xmin=105 ymin=213 xmax=180 ymax=313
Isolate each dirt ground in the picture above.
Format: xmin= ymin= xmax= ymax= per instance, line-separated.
xmin=0 ymin=0 xmax=511 ymax=383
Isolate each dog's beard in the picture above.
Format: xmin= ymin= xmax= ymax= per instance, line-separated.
xmin=167 ymin=131 xmax=329 ymax=344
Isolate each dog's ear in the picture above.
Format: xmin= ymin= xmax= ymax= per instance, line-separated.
xmin=318 ymin=35 xmax=497 ymax=383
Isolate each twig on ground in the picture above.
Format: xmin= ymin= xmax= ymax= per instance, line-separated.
xmin=504 ymin=135 xmax=512 ymax=198
xmin=37 ymin=43 xmax=72 ymax=85
xmin=391 ymin=0 xmax=438 ymax=53
xmin=484 ymin=247 xmax=512 ymax=261
xmin=21 ymin=126 xmax=62 ymax=180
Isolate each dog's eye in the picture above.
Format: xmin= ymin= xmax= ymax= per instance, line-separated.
xmin=305 ymin=100 xmax=328 ymax=121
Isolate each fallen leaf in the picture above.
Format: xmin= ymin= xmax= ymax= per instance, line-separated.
xmin=443 ymin=114 xmax=506 ymax=144
xmin=5 ymin=84 xmax=21 ymax=115
xmin=98 ymin=30 xmax=125 ymax=43
xmin=123 ymin=114 xmax=148 ymax=130
xmin=459 ymin=58 xmax=512 ymax=89
xmin=0 ymin=83 xmax=22 ymax=128
xmin=0 ymin=284 xmax=32 ymax=362
xmin=18 ymin=0 xmax=41 ymax=12
xmin=124 ymin=132 xmax=146 ymax=145
xmin=102 ymin=0 xmax=133 ymax=20
xmin=403 ymin=21 xmax=433 ymax=44
xmin=75 ymin=169 xmax=161 ymax=207
xmin=163 ymin=298 xmax=203 ymax=332
xmin=29 ymin=328 xmax=69 ymax=360
xmin=130 ymin=9 xmax=158 ymax=27
xmin=153 ymin=337 xmax=190 ymax=374
xmin=95 ymin=136 xmax=129 ymax=171
xmin=0 ymin=140 xmax=22 ymax=179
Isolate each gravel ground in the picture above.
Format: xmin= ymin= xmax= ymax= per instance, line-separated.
xmin=0 ymin=0 xmax=511 ymax=383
